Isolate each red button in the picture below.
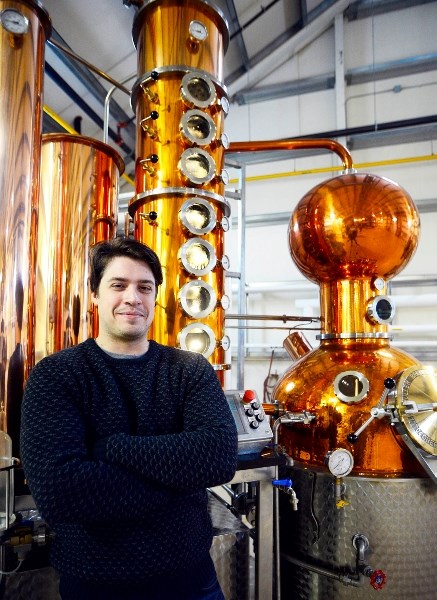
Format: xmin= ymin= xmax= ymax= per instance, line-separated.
xmin=242 ymin=389 xmax=256 ymax=403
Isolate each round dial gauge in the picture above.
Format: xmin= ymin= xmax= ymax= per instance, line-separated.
xmin=220 ymin=132 xmax=230 ymax=149
xmin=326 ymin=448 xmax=354 ymax=477
xmin=189 ymin=19 xmax=208 ymax=42
xmin=1 ymin=8 xmax=29 ymax=34
xmin=219 ymin=96 xmax=230 ymax=115
xmin=220 ymin=335 xmax=231 ymax=351
xmin=396 ymin=366 xmax=437 ymax=456
xmin=219 ymin=294 xmax=230 ymax=310
xmin=373 ymin=277 xmax=385 ymax=291
xmin=220 ymin=254 xmax=230 ymax=270
xmin=220 ymin=216 xmax=230 ymax=232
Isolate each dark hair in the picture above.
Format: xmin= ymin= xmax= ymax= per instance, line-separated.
xmin=89 ymin=237 xmax=163 ymax=293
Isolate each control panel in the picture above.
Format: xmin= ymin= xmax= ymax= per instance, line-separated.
xmin=225 ymin=389 xmax=273 ymax=456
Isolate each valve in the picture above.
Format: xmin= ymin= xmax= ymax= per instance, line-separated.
xmin=139 ymin=154 xmax=159 ymax=176
xmin=272 ymin=479 xmax=299 ymax=510
xmin=140 ymin=111 xmax=159 ymax=132
xmin=370 ymin=569 xmax=387 ymax=590
xmin=353 ymin=534 xmax=387 ymax=590
xmin=139 ymin=211 xmax=158 ymax=224
xmin=347 ymin=377 xmax=395 ymax=443
xmin=140 ymin=83 xmax=159 ymax=103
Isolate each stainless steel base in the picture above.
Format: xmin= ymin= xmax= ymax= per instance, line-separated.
xmin=280 ymin=468 xmax=437 ymax=600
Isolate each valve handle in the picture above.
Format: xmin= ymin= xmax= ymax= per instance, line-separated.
xmin=370 ymin=569 xmax=387 ymax=590
xmin=272 ymin=478 xmax=293 ymax=488
xmin=347 ymin=378 xmax=395 ymax=443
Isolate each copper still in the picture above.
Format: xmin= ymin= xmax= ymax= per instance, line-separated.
xmin=0 ymin=0 xmax=51 ymax=456
xmin=36 ymin=134 xmax=124 ymax=361
xmin=274 ymin=172 xmax=437 ymax=599
xmin=129 ymin=0 xmax=231 ymax=379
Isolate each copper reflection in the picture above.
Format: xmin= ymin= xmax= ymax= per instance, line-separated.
xmin=275 ymin=339 xmax=424 ymax=476
xmin=274 ymin=172 xmax=424 ymax=477
xmin=36 ymin=134 xmax=124 ymax=361
xmin=290 ymin=173 xmax=420 ymax=284
xmin=0 ymin=1 xmax=51 ymax=455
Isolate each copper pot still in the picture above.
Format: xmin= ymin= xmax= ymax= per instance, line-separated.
xmin=276 ymin=172 xmax=424 ymax=475
xmin=275 ymin=172 xmax=437 ymax=599
xmin=36 ymin=134 xmax=124 ymax=362
xmin=129 ymin=0 xmax=232 ymax=381
xmin=0 ymin=0 xmax=51 ymax=455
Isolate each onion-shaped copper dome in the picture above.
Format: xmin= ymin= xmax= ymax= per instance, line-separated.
xmin=289 ymin=173 xmax=420 ymax=283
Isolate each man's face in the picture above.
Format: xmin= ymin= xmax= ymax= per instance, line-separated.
xmin=91 ymin=256 xmax=156 ymax=345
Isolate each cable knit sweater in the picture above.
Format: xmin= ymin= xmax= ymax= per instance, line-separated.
xmin=20 ymin=339 xmax=238 ymax=584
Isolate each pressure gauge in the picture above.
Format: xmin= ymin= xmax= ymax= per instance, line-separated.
xmin=220 ymin=216 xmax=230 ymax=232
xmin=189 ymin=19 xmax=208 ymax=42
xmin=1 ymin=8 xmax=29 ymax=34
xmin=219 ymin=294 xmax=230 ymax=310
xmin=373 ymin=277 xmax=385 ymax=291
xmin=220 ymin=132 xmax=230 ymax=149
xmin=220 ymin=335 xmax=231 ymax=351
xmin=219 ymin=96 xmax=230 ymax=115
xmin=325 ymin=448 xmax=354 ymax=477
xmin=219 ymin=254 xmax=230 ymax=270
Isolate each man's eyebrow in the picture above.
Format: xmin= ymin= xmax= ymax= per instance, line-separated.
xmin=107 ymin=277 xmax=155 ymax=285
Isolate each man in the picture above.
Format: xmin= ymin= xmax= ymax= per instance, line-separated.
xmin=20 ymin=237 xmax=238 ymax=600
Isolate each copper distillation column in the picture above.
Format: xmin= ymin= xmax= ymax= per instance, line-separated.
xmin=0 ymin=0 xmax=51 ymax=460
xmin=129 ymin=0 xmax=231 ymax=380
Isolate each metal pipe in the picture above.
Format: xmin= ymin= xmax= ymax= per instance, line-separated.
xmin=103 ymin=73 xmax=136 ymax=144
xmin=206 ymin=488 xmax=241 ymax=520
xmin=281 ymin=553 xmax=366 ymax=587
xmin=47 ymin=38 xmax=130 ymax=95
xmin=44 ymin=63 xmax=133 ymax=156
xmin=228 ymin=139 xmax=354 ymax=171
xmin=225 ymin=314 xmax=320 ymax=323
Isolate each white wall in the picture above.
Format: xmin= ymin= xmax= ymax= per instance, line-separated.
xmin=223 ymin=2 xmax=437 ymax=394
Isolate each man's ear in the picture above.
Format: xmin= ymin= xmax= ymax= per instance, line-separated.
xmin=91 ymin=291 xmax=98 ymax=306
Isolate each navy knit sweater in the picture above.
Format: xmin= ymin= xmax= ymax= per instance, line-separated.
xmin=20 ymin=339 xmax=238 ymax=584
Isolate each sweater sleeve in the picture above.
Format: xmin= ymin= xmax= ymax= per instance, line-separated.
xmin=20 ymin=357 xmax=176 ymax=526
xmin=104 ymin=354 xmax=238 ymax=492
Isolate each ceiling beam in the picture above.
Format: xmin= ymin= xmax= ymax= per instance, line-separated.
xmin=227 ymin=0 xmax=351 ymax=96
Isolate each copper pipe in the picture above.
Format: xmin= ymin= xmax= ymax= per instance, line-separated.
xmin=228 ymin=139 xmax=354 ymax=171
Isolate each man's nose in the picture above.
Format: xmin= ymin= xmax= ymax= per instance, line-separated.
xmin=123 ymin=286 xmax=141 ymax=303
